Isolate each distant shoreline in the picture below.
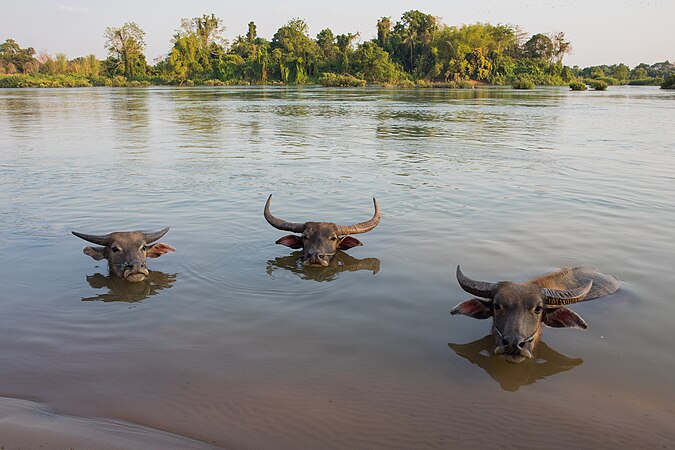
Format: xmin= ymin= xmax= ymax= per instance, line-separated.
xmin=0 ymin=74 xmax=667 ymax=90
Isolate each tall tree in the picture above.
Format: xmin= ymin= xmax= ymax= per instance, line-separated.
xmin=550 ymin=31 xmax=571 ymax=64
xmin=177 ymin=13 xmax=226 ymax=48
xmin=104 ymin=22 xmax=146 ymax=78
xmin=522 ymin=33 xmax=553 ymax=61
xmin=168 ymin=14 xmax=227 ymax=82
xmin=0 ymin=39 xmax=36 ymax=73
xmin=271 ymin=18 xmax=320 ymax=83
xmin=376 ymin=17 xmax=391 ymax=48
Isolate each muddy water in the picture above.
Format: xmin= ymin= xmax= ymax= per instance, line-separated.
xmin=0 ymin=86 xmax=674 ymax=448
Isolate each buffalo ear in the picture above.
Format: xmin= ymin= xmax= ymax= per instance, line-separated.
xmin=544 ymin=307 xmax=588 ymax=329
xmin=147 ymin=242 xmax=175 ymax=258
xmin=83 ymin=246 xmax=106 ymax=261
xmin=451 ymin=298 xmax=493 ymax=320
xmin=338 ymin=236 xmax=363 ymax=250
xmin=276 ymin=235 xmax=303 ymax=249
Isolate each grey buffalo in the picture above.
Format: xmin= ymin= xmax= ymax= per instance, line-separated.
xmin=72 ymin=227 xmax=175 ymax=282
xmin=451 ymin=266 xmax=620 ymax=363
xmin=264 ymin=194 xmax=380 ymax=267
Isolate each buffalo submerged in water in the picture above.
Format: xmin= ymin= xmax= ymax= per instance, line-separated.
xmin=72 ymin=227 xmax=175 ymax=282
xmin=264 ymin=194 xmax=380 ymax=267
xmin=451 ymin=266 xmax=620 ymax=363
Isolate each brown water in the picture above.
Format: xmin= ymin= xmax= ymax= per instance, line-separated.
xmin=0 ymin=86 xmax=674 ymax=448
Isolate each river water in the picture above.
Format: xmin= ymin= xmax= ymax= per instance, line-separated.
xmin=0 ymin=86 xmax=674 ymax=448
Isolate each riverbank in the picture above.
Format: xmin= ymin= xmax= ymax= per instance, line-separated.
xmin=1 ymin=73 xmax=668 ymax=89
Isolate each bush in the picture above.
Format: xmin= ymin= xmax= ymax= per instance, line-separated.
xmin=587 ymin=79 xmax=608 ymax=90
xmin=569 ymin=80 xmax=587 ymax=91
xmin=383 ymin=79 xmax=415 ymax=88
xmin=318 ymin=73 xmax=367 ymax=87
xmin=628 ymin=78 xmax=662 ymax=86
xmin=415 ymin=79 xmax=475 ymax=89
xmin=661 ymin=73 xmax=675 ymax=89
xmin=0 ymin=74 xmax=92 ymax=88
xmin=204 ymin=79 xmax=226 ymax=86
xmin=111 ymin=75 xmax=127 ymax=87
xmin=595 ymin=76 xmax=621 ymax=86
xmin=512 ymin=76 xmax=535 ymax=90
xmin=88 ymin=75 xmax=108 ymax=86
xmin=126 ymin=80 xmax=151 ymax=87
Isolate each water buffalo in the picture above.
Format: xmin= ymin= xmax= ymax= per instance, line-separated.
xmin=451 ymin=266 xmax=620 ymax=363
xmin=264 ymin=194 xmax=380 ymax=267
xmin=72 ymin=227 xmax=175 ymax=282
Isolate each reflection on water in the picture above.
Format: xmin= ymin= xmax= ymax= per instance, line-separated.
xmin=82 ymin=271 xmax=177 ymax=303
xmin=266 ymin=250 xmax=380 ymax=282
xmin=448 ymin=335 xmax=583 ymax=392
xmin=111 ymin=89 xmax=149 ymax=150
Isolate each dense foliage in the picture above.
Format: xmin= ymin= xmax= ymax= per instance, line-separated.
xmin=1 ymin=11 xmax=672 ymax=88
xmin=587 ymin=79 xmax=608 ymax=91
xmin=569 ymin=80 xmax=587 ymax=91
xmin=661 ymin=73 xmax=675 ymax=89
xmin=512 ymin=76 xmax=535 ymax=90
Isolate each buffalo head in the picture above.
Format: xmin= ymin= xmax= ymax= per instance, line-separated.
xmin=72 ymin=227 xmax=175 ymax=282
xmin=264 ymin=195 xmax=380 ymax=267
xmin=450 ymin=266 xmax=616 ymax=364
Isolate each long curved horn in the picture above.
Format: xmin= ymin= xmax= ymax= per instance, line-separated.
xmin=264 ymin=195 xmax=305 ymax=233
xmin=542 ymin=281 xmax=593 ymax=306
xmin=143 ymin=227 xmax=170 ymax=244
xmin=72 ymin=231 xmax=109 ymax=245
xmin=456 ymin=265 xmax=498 ymax=299
xmin=336 ymin=198 xmax=380 ymax=236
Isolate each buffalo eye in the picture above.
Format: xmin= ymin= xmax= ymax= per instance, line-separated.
xmin=111 ymin=245 xmax=121 ymax=253
xmin=493 ymin=303 xmax=501 ymax=311
xmin=534 ymin=305 xmax=543 ymax=314
xmin=330 ymin=236 xmax=338 ymax=241
xmin=141 ymin=245 xmax=148 ymax=252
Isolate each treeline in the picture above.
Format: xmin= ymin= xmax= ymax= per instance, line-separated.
xmin=1 ymin=10 xmax=673 ymax=88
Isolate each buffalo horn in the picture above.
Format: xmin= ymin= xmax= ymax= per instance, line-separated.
xmin=335 ymin=198 xmax=380 ymax=236
xmin=264 ymin=195 xmax=305 ymax=233
xmin=71 ymin=231 xmax=110 ymax=245
xmin=143 ymin=227 xmax=170 ymax=244
xmin=542 ymin=281 xmax=593 ymax=306
xmin=456 ymin=266 xmax=498 ymax=299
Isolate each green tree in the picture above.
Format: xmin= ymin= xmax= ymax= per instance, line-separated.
xmin=316 ymin=28 xmax=339 ymax=72
xmin=0 ymin=38 xmax=36 ymax=73
xmin=104 ymin=22 xmax=146 ymax=78
xmin=55 ymin=53 xmax=68 ymax=74
xmin=377 ymin=17 xmax=391 ymax=48
xmin=176 ymin=13 xmax=226 ymax=48
xmin=352 ymin=41 xmax=402 ymax=83
xmin=522 ymin=33 xmax=553 ymax=61
xmin=167 ymin=14 xmax=227 ymax=82
xmin=271 ymin=18 xmax=320 ymax=83
xmin=230 ymin=21 xmax=271 ymax=82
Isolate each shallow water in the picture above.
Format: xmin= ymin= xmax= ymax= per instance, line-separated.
xmin=1 ymin=85 xmax=674 ymax=448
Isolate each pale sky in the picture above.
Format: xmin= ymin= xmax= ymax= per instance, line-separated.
xmin=2 ymin=0 xmax=673 ymax=68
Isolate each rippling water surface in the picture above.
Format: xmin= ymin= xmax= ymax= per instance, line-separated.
xmin=1 ymin=86 xmax=674 ymax=448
